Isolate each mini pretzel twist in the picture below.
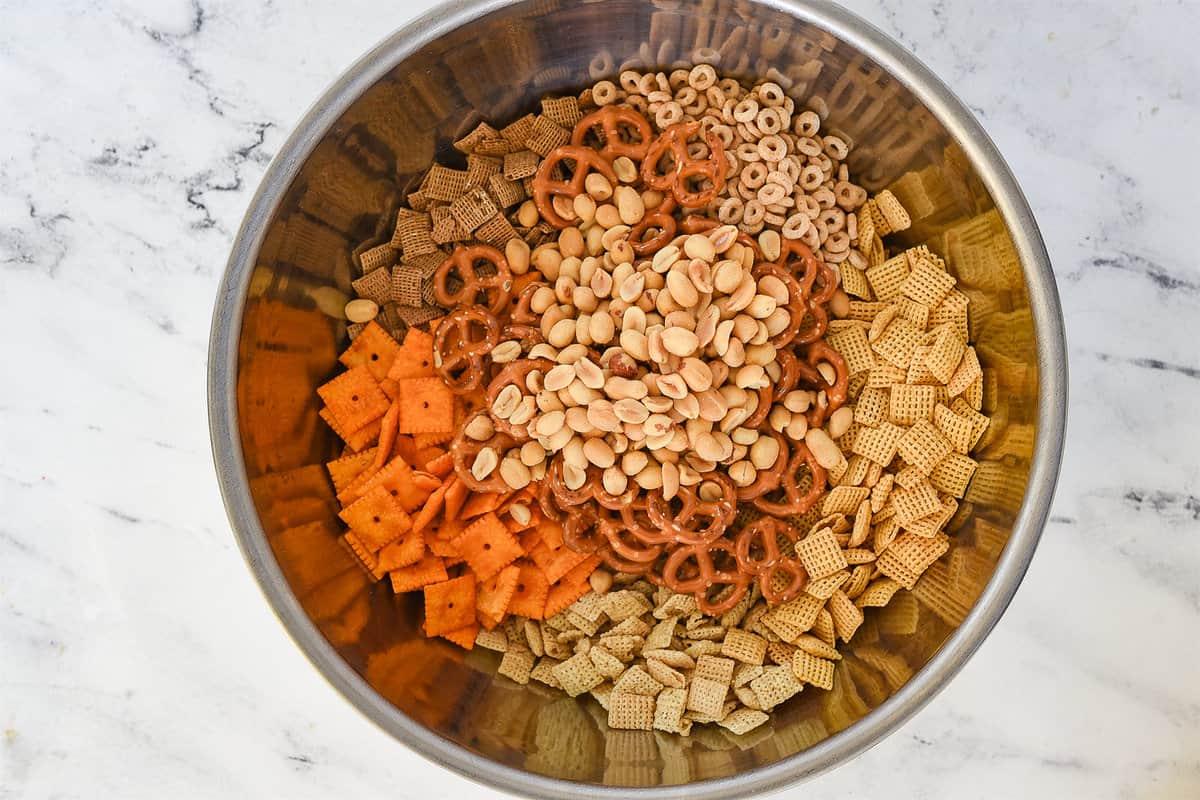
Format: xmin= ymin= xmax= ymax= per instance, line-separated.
xmin=661 ymin=539 xmax=751 ymax=616
xmin=641 ymin=121 xmax=727 ymax=208
xmin=434 ymin=244 xmax=513 ymax=315
xmin=734 ymin=517 xmax=807 ymax=604
xmin=570 ymin=106 xmax=654 ymax=161
xmin=752 ymin=439 xmax=827 ymax=517
xmin=643 ymin=473 xmax=737 ymax=546
xmin=432 ymin=306 xmax=500 ymax=394
xmin=628 ymin=195 xmax=678 ymax=256
xmin=533 ymin=146 xmax=620 ymax=228
xmin=485 ymin=357 xmax=552 ymax=439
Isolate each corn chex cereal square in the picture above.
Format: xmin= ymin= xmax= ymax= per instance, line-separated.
xmin=892 ymin=480 xmax=942 ymax=525
xmin=749 ymin=666 xmax=805 ymax=710
xmin=608 ymin=692 xmax=655 ymax=731
xmin=852 ymin=422 xmax=906 ymax=466
xmin=827 ymin=326 xmax=875 ymax=376
xmin=828 ymin=589 xmax=864 ymax=642
xmin=888 ymin=532 xmax=950 ymax=575
xmin=867 ymin=362 xmax=908 ymax=389
xmin=896 ymin=420 xmax=954 ymax=475
xmin=855 ymin=577 xmax=903 ymax=608
xmin=933 ymin=403 xmax=975 ymax=453
xmin=848 ymin=300 xmax=887 ymax=322
xmin=795 ymin=527 xmax=848 ymax=579
xmin=792 ymin=649 xmax=836 ymax=689
xmin=895 ymin=297 xmax=930 ymax=329
xmin=762 ymin=595 xmax=823 ymax=640
xmin=803 ymin=570 xmax=849 ymax=600
xmin=841 ymin=263 xmax=873 ymax=299
xmin=654 ymin=687 xmax=689 ymax=733
xmin=721 ymin=629 xmax=768 ymax=665
xmin=497 ymin=648 xmax=536 ymax=684
xmin=872 ymin=317 xmax=925 ymax=369
xmin=551 ymin=651 xmax=604 ymax=697
xmin=866 ymin=254 xmax=909 ymax=301
xmin=889 ymin=384 xmax=938 ymax=425
xmin=822 ymin=486 xmax=871 ymax=516
xmin=854 ymin=386 xmax=889 ymax=426
xmin=930 ymin=290 xmax=970 ymax=341
xmin=929 ymin=452 xmax=979 ymax=497
xmin=686 ymin=677 xmax=729 ymax=718
xmin=901 ymin=261 xmax=957 ymax=306
xmin=718 ymin=707 xmax=770 ymax=735
xmin=948 ymin=346 xmax=983 ymax=397
xmin=924 ymin=324 xmax=967 ymax=384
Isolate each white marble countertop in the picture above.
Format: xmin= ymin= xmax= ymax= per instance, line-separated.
xmin=2 ymin=0 xmax=1198 ymax=797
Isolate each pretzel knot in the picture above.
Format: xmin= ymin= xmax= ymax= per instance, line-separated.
xmin=752 ymin=262 xmax=808 ymax=349
xmin=570 ymin=106 xmax=654 ymax=161
xmin=510 ymin=283 xmax=541 ymax=325
xmin=644 ymin=474 xmax=737 ymax=546
xmin=661 ymin=539 xmax=750 ymax=616
xmin=450 ymin=414 xmax=517 ymax=493
xmin=791 ymin=340 xmax=849 ymax=427
xmin=680 ymin=214 xmax=764 ymax=261
xmin=752 ymin=439 xmax=827 ymax=517
xmin=641 ymin=121 xmax=727 ymax=208
xmin=434 ymin=244 xmax=513 ymax=315
xmin=545 ymin=455 xmax=599 ymax=509
xmin=485 ymin=358 xmax=551 ymax=439
xmin=533 ymin=146 xmax=619 ymax=228
xmin=735 ymin=430 xmax=788 ymax=501
xmin=629 ymin=195 xmax=679 ymax=256
xmin=432 ymin=306 xmax=500 ymax=394
xmin=734 ymin=517 xmax=808 ymax=604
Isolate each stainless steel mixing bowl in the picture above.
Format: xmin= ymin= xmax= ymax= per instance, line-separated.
xmin=208 ymin=1 xmax=1066 ymax=796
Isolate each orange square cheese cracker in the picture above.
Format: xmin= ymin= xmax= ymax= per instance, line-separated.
xmin=423 ymin=575 xmax=476 ymax=636
xmin=440 ymin=623 xmax=478 ymax=650
xmin=376 ymin=530 xmax=425 ymax=573
xmin=477 ymin=564 xmax=520 ymax=626
xmin=342 ymin=457 xmax=434 ymax=513
xmin=427 ymin=537 xmax=460 ymax=559
xmin=318 ymin=366 xmax=390 ymax=434
xmin=338 ymin=485 xmax=412 ymax=551
xmin=424 ymin=451 xmax=454 ymax=479
xmin=389 ymin=554 xmax=448 ymax=593
xmin=339 ymin=321 xmax=400 ymax=381
xmin=386 ymin=327 xmax=437 ymax=381
xmin=412 ymin=481 xmax=449 ymax=534
xmin=537 ymin=518 xmax=564 ymax=550
xmin=460 ymin=489 xmax=511 ymax=520
xmin=454 ymin=512 xmax=524 ymax=581
xmin=561 ymin=554 xmax=601 ymax=585
xmin=319 ymin=409 xmax=382 ymax=452
xmin=530 ymin=542 xmax=592 ymax=584
xmin=443 ymin=477 xmax=470 ymax=521
xmin=326 ymin=448 xmax=378 ymax=494
xmin=506 ymin=562 xmax=550 ymax=620
xmin=396 ymin=378 xmax=455 ymax=434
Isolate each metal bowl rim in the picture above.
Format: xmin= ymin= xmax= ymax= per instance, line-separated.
xmin=207 ymin=1 xmax=1067 ymax=797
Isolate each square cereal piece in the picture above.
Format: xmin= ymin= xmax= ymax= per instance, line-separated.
xmin=867 ymin=362 xmax=908 ymax=389
xmin=901 ymin=260 xmax=957 ymax=307
xmin=872 ymin=317 xmax=925 ymax=369
xmin=847 ymin=300 xmax=887 ymax=322
xmin=892 ymin=480 xmax=942 ymax=524
xmin=339 ymin=485 xmax=412 ymax=551
xmin=318 ymin=366 xmax=390 ymax=433
xmin=792 ymin=649 xmax=836 ymax=689
xmin=569 ymin=590 xmax=606 ymax=622
xmin=352 ymin=267 xmax=394 ymax=306
xmin=929 ymin=452 xmax=979 ymax=497
xmin=423 ymin=575 xmax=476 ymax=636
xmin=602 ymin=589 xmax=653 ymax=622
xmin=854 ymin=386 xmax=889 ymax=426
xmin=525 ymin=115 xmax=570 ymax=156
xmin=889 ymin=383 xmax=938 ymax=425
xmin=854 ymin=577 xmax=903 ymax=608
xmin=500 ymin=113 xmax=537 ymax=147
xmin=895 ymin=297 xmax=930 ymax=329
xmin=486 ymin=173 xmax=525 ymax=208
xmin=551 ymin=651 xmax=605 ymax=697
xmin=764 ymin=594 xmax=824 ymax=638
xmin=748 ymin=665 xmax=804 ymax=710
xmin=541 ymin=95 xmax=584 ymax=128
xmin=948 ymin=346 xmax=983 ymax=398
xmin=386 ymin=328 xmax=437 ymax=380
xmin=686 ymin=677 xmax=729 ymax=718
xmin=865 ymin=254 xmax=909 ymax=302
xmin=339 ymin=321 xmax=401 ymax=382
xmin=474 ymin=627 xmax=509 ymax=652
xmin=933 ymin=404 xmax=975 ymax=454
xmin=695 ymin=654 xmax=737 ymax=684
xmin=449 ymin=187 xmax=499 ymax=234
xmin=530 ymin=657 xmax=563 ymax=688
xmin=875 ymin=190 xmax=910 ymax=232
xmin=654 ymin=687 xmax=689 ymax=733
xmin=609 ymin=693 xmax=655 ymax=731
xmin=721 ymin=628 xmax=767 ymax=665
xmin=588 ymin=645 xmax=625 ymax=679
xmin=821 ymin=486 xmax=871 ymax=516
xmin=613 ymin=664 xmax=664 ymax=696
xmin=795 ymin=527 xmax=848 ymax=579
xmin=498 ymin=648 xmax=536 ymax=684
xmin=905 ymin=345 xmax=938 ymax=385
xmin=827 ymin=326 xmax=875 ymax=376
xmin=475 ymin=214 xmax=520 ymax=247
xmin=395 ymin=377 xmax=454 ymax=433
xmin=840 ymin=263 xmax=873 ymax=300
xmin=453 ymin=121 xmax=500 ymax=154
xmin=719 ymin=707 xmax=770 ymax=735
xmin=930 ymin=289 xmax=970 ymax=341
xmin=828 ymin=589 xmax=864 ymax=642
xmin=643 ymin=617 xmax=677 ymax=651
xmin=896 ymin=420 xmax=954 ymax=475
xmin=503 ymin=149 xmax=541 ymax=180
xmin=466 ymin=154 xmax=503 ymax=189
xmin=888 ymin=532 xmax=950 ymax=575
xmin=357 ymin=242 xmax=397 ymax=274
xmin=645 ymin=659 xmax=686 ymax=689
xmin=924 ymin=324 xmax=967 ymax=384
xmin=421 ymin=164 xmax=470 ymax=202
xmin=454 ymin=512 xmax=524 ymax=581
xmin=851 ymin=421 xmax=906 ymax=466
xmin=876 ymin=550 xmax=922 ymax=590
xmin=804 ymin=570 xmax=849 ymax=600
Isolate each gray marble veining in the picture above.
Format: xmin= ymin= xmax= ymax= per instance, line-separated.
xmin=1 ymin=0 xmax=1198 ymax=797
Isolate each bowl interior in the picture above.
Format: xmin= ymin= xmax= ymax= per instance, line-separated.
xmin=225 ymin=0 xmax=1043 ymax=790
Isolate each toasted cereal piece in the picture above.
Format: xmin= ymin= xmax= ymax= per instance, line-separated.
xmin=827 ymin=589 xmax=865 ymax=642
xmin=896 ymin=420 xmax=954 ymax=475
xmin=541 ymin=95 xmax=584 ymax=128
xmin=840 ymin=263 xmax=872 ymax=300
xmin=855 ymin=578 xmax=903 ymax=608
xmin=804 ymin=570 xmax=850 ymax=601
xmin=654 ymin=687 xmax=689 ymax=733
xmin=645 ymin=658 xmax=686 ymax=689
xmin=421 ymin=165 xmax=470 ymax=202
xmin=929 ymin=452 xmax=979 ymax=497
xmin=613 ymin=664 xmax=665 ymax=697
xmin=498 ymin=648 xmax=537 ymax=684
xmin=900 ymin=260 xmax=956 ymax=307
xmin=749 ymin=665 xmax=804 ymax=710
xmin=529 ymin=657 xmax=563 ymax=688
xmin=888 ymin=532 xmax=951 ymax=575
xmin=602 ymin=590 xmax=654 ymax=622
xmin=924 ymin=325 xmax=967 ymax=384
xmin=732 ymin=662 xmax=764 ymax=688
xmin=947 ymin=347 xmax=983 ymax=398
xmin=853 ymin=386 xmax=888 ymax=427
xmin=686 ymin=677 xmax=729 ymax=718
xmin=793 ymin=634 xmax=841 ymax=661
xmin=892 ymin=480 xmax=942 ymax=525
xmin=475 ymin=627 xmax=509 ymax=652
xmin=865 ymin=255 xmax=909 ymax=302
xmin=721 ymin=628 xmax=768 ymax=666
xmin=872 ymin=317 xmax=925 ymax=369
xmin=933 ymin=404 xmax=975 ymax=454
xmin=503 ymin=149 xmax=541 ymax=180
xmin=643 ymin=617 xmax=678 ymax=651
xmin=684 ymin=640 xmax=723 ymax=659
xmin=642 ymin=649 xmax=695 ymax=670
xmin=852 ymin=422 xmax=906 ymax=466
xmin=874 ymin=190 xmax=911 ymax=232
xmin=895 ymin=297 xmax=930 ymax=329
xmin=734 ymin=685 xmax=763 ymax=711
xmin=795 ymin=527 xmax=848 ymax=579
xmin=609 ymin=692 xmax=656 ymax=731
xmin=821 ymin=486 xmax=871 ymax=517
xmin=588 ymin=645 xmax=626 ymax=679
xmin=525 ymin=115 xmax=570 ymax=156
xmin=695 ymin=655 xmax=737 ymax=684
xmin=889 ymin=383 xmax=937 ymax=426
xmin=552 ymin=651 xmax=605 ymax=697
xmin=718 ymin=707 xmax=770 ymax=735
xmin=763 ymin=594 xmax=823 ymax=639
xmin=792 ymin=649 xmax=836 ymax=689
xmin=930 ymin=289 xmax=970 ymax=341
